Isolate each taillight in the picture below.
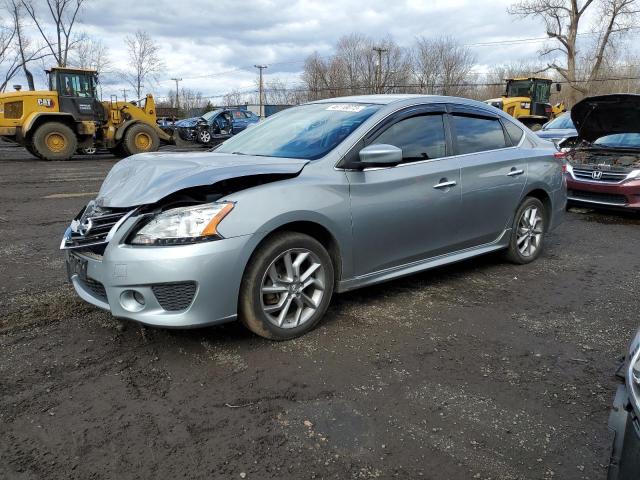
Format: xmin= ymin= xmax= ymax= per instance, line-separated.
xmin=554 ymin=151 xmax=566 ymax=160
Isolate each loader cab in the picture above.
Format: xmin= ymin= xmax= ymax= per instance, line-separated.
xmin=47 ymin=67 xmax=104 ymax=122
xmin=505 ymin=77 xmax=553 ymax=118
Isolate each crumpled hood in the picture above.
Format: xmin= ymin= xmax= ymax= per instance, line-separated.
xmin=96 ymin=151 xmax=309 ymax=208
xmin=571 ymin=94 xmax=640 ymax=142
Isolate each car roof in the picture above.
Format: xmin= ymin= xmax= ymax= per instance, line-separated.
xmin=310 ymin=94 xmax=499 ymax=111
xmin=309 ymin=94 xmax=522 ymax=126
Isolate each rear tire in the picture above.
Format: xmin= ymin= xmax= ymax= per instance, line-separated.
xmin=122 ymin=123 xmax=160 ymax=156
xmin=239 ymin=232 xmax=334 ymax=340
xmin=31 ymin=122 xmax=77 ymax=161
xmin=504 ymin=197 xmax=546 ymax=264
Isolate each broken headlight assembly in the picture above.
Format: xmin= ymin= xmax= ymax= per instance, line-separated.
xmin=129 ymin=202 xmax=234 ymax=246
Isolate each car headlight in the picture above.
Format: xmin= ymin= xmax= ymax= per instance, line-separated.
xmin=626 ymin=169 xmax=640 ymax=180
xmin=130 ymin=202 xmax=234 ymax=246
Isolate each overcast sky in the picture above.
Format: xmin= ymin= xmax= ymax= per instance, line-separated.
xmin=11 ymin=0 xmax=626 ymax=101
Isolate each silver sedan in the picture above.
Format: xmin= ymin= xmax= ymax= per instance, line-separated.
xmin=61 ymin=95 xmax=566 ymax=339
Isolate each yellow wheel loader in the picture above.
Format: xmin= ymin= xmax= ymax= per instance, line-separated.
xmin=485 ymin=77 xmax=566 ymax=131
xmin=0 ymin=67 xmax=172 ymax=160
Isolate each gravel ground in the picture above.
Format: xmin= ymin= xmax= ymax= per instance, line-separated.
xmin=1 ymin=144 xmax=639 ymax=480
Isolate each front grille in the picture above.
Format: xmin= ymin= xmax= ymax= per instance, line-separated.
xmin=572 ymin=168 xmax=629 ymax=183
xmin=4 ymin=101 xmax=23 ymax=119
xmin=64 ymin=203 xmax=132 ymax=249
xmin=152 ymin=282 xmax=197 ymax=311
xmin=81 ymin=277 xmax=107 ymax=301
xmin=568 ymin=189 xmax=628 ymax=206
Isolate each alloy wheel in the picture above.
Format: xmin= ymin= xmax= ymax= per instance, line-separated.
xmin=198 ymin=130 xmax=211 ymax=143
xmin=516 ymin=206 xmax=544 ymax=257
xmin=260 ymin=248 xmax=325 ymax=329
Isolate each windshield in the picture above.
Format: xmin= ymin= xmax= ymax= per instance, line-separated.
xmin=544 ymin=112 xmax=574 ymax=130
xmin=216 ymin=103 xmax=381 ymax=160
xmin=594 ymin=133 xmax=640 ymax=149
xmin=506 ymin=80 xmax=532 ymax=97
xmin=201 ymin=109 xmax=222 ymax=121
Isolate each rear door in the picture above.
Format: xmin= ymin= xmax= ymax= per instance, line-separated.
xmin=449 ymin=105 xmax=527 ymax=248
xmin=345 ymin=104 xmax=464 ymax=276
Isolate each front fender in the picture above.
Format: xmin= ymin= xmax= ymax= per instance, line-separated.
xmin=23 ymin=112 xmax=75 ymax=136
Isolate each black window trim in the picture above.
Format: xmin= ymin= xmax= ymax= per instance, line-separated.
xmin=335 ymin=101 xmax=526 ymax=171
xmin=337 ymin=103 xmax=451 ymax=169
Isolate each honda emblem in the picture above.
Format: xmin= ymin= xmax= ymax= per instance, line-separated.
xmin=591 ymin=170 xmax=603 ymax=180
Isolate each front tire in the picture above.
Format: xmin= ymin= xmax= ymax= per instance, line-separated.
xmin=197 ymin=129 xmax=212 ymax=144
xmin=239 ymin=232 xmax=334 ymax=340
xmin=122 ymin=123 xmax=160 ymax=156
xmin=31 ymin=122 xmax=77 ymax=161
xmin=505 ymin=197 xmax=546 ymax=264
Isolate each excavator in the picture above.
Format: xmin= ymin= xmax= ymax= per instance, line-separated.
xmin=485 ymin=77 xmax=566 ymax=131
xmin=0 ymin=67 xmax=172 ymax=160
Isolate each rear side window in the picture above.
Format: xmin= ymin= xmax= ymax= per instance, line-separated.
xmin=373 ymin=114 xmax=446 ymax=162
xmin=452 ymin=115 xmax=508 ymax=154
xmin=503 ymin=120 xmax=524 ymax=145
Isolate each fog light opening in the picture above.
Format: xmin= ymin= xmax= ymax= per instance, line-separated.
xmin=120 ymin=290 xmax=146 ymax=312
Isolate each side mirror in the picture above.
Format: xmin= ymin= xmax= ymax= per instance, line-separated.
xmin=555 ymin=83 xmax=562 ymax=92
xmin=359 ymin=144 xmax=402 ymax=167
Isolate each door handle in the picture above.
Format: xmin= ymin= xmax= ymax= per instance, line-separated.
xmin=433 ymin=180 xmax=457 ymax=189
xmin=507 ymin=168 xmax=525 ymax=177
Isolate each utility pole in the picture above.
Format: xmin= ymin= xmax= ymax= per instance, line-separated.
xmin=254 ymin=64 xmax=268 ymax=118
xmin=121 ymin=88 xmax=128 ymax=102
xmin=171 ymin=77 xmax=182 ymax=111
xmin=373 ymin=47 xmax=388 ymax=94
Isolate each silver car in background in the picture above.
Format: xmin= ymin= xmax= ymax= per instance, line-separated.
xmin=61 ymin=95 xmax=566 ymax=340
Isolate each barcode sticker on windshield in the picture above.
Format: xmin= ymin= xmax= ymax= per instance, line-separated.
xmin=326 ymin=104 xmax=367 ymax=112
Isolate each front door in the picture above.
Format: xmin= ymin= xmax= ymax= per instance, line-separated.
xmin=345 ymin=107 xmax=463 ymax=276
xmin=57 ymin=71 xmax=102 ymax=122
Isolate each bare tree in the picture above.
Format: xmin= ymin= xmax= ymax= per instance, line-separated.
xmin=412 ymin=36 xmax=476 ymax=96
xmin=1 ymin=1 xmax=51 ymax=91
xmin=221 ymin=89 xmax=244 ymax=107
xmin=508 ymin=0 xmax=639 ymax=105
xmin=20 ymin=0 xmax=85 ymax=67
xmin=74 ymin=37 xmax=110 ymax=72
xmin=121 ymin=30 xmax=163 ymax=98
xmin=301 ymin=34 xmax=412 ymax=100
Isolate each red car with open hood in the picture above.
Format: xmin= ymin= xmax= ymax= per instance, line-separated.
xmin=565 ymin=94 xmax=640 ymax=210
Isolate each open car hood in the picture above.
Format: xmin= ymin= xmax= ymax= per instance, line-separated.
xmin=96 ymin=152 xmax=309 ymax=208
xmin=571 ymin=94 xmax=640 ymax=143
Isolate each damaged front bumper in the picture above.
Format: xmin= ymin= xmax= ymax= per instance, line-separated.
xmin=62 ymin=213 xmax=255 ymax=328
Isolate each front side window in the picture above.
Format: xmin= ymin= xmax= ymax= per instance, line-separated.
xmin=373 ymin=114 xmax=446 ymax=162
xmin=452 ymin=115 xmax=508 ymax=155
xmin=216 ymin=103 xmax=381 ymax=160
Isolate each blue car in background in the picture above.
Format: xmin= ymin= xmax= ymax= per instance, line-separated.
xmin=535 ymin=112 xmax=577 ymax=145
xmin=176 ymin=108 xmax=260 ymax=144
